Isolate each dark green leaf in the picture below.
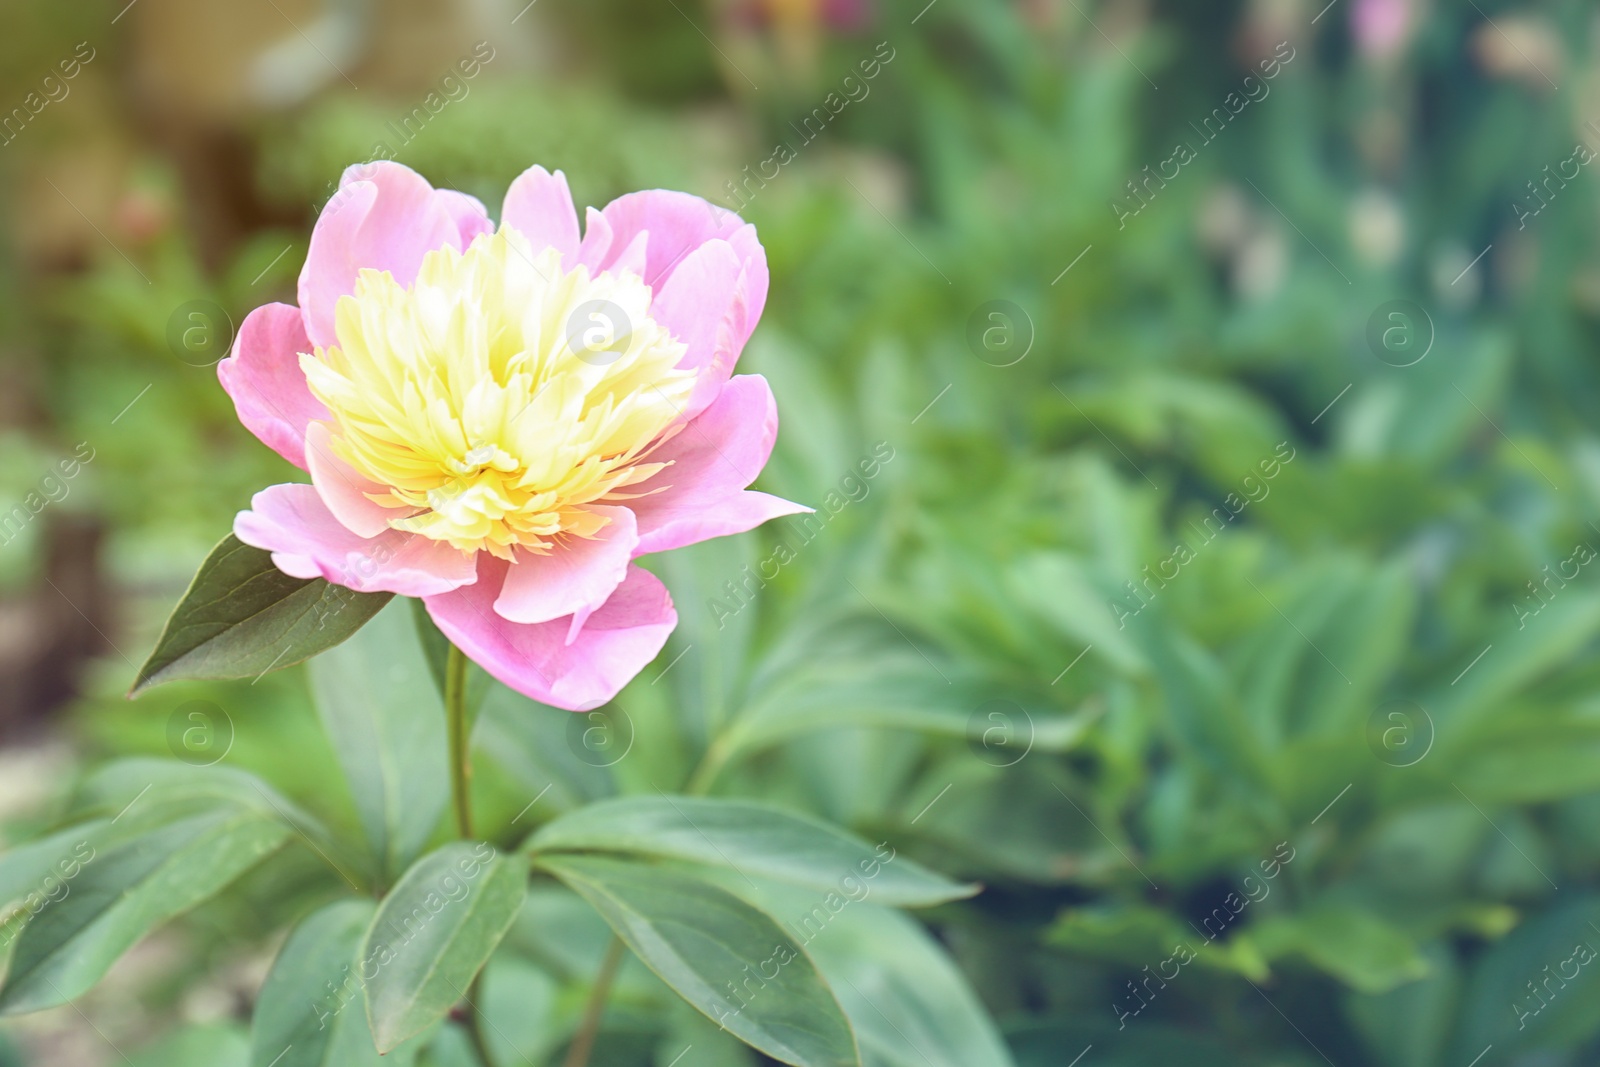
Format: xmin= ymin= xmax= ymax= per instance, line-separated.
xmin=252 ymin=899 xmax=386 ymax=1067
xmin=529 ymin=796 xmax=975 ymax=907
xmin=741 ymin=886 xmax=1014 ymax=1067
xmin=1448 ymin=895 xmax=1600 ymax=1061
xmin=361 ymin=843 xmax=527 ymax=1054
xmin=1345 ymin=942 xmax=1461 ymax=1067
xmin=131 ymin=534 xmax=391 ymax=695
xmin=538 ymin=853 xmax=860 ymax=1067
xmin=727 ymin=656 xmax=1095 ymax=760
xmin=309 ymin=600 xmax=450 ymax=886
xmin=1046 ymin=904 xmax=1267 ymax=979
xmin=0 ymin=805 xmax=290 ymax=1013
xmin=1251 ymin=903 xmax=1430 ymax=994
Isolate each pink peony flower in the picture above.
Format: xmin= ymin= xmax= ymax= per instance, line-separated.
xmin=219 ymin=161 xmax=807 ymax=710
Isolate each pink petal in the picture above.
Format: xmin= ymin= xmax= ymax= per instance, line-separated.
xmin=629 ymin=375 xmax=810 ymax=556
xmin=575 ymin=207 xmax=615 ymax=273
xmin=304 ymin=421 xmax=414 ymax=538
xmin=424 ymin=560 xmax=677 ymax=711
xmin=495 ymin=505 xmax=638 ymax=633
xmin=298 ymin=162 xmax=475 ymax=348
xmin=235 ymin=483 xmax=477 ymax=597
xmin=649 ymin=238 xmax=755 ymax=420
xmin=217 ymin=303 xmax=329 ymax=471
xmin=501 ymin=166 xmax=581 ymax=263
xmin=437 ymin=189 xmax=495 ymax=246
xmin=594 ymin=191 xmax=766 ymax=308
xmin=608 ymin=230 xmax=650 ymax=281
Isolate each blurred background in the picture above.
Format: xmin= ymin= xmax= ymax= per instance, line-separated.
xmin=3 ymin=0 xmax=1600 ymax=1063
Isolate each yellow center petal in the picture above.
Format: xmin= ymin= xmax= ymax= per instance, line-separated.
xmin=299 ymin=226 xmax=694 ymax=560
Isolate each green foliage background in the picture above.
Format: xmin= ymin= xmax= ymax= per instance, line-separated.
xmin=4 ymin=0 xmax=1600 ymax=1064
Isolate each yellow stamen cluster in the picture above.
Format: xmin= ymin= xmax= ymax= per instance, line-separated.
xmin=300 ymin=227 xmax=694 ymax=559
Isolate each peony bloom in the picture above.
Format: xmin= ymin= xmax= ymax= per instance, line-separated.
xmin=220 ymin=161 xmax=807 ymax=710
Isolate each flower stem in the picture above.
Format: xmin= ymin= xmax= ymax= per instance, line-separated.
xmin=562 ymin=936 xmax=625 ymax=1067
xmin=445 ymin=643 xmax=473 ymax=839
xmin=443 ymin=643 xmax=492 ymax=1062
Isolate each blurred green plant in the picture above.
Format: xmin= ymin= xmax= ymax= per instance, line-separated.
xmin=5 ymin=0 xmax=1600 ymax=1065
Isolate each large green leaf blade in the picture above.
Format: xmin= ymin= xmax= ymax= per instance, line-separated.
xmin=0 ymin=824 xmax=107 ymax=931
xmin=132 ymin=534 xmax=391 ymax=695
xmin=1251 ymin=902 xmax=1432 ymax=994
xmin=478 ymin=957 xmax=558 ymax=1067
xmin=529 ymin=796 xmax=975 ymax=907
xmin=727 ymin=654 xmax=1096 ymax=760
xmin=309 ymin=599 xmax=450 ymax=885
xmin=538 ymin=853 xmax=861 ymax=1067
xmin=361 ymin=843 xmax=527 ymax=1054
xmin=129 ymin=1025 xmax=250 ymax=1067
xmin=0 ymin=805 xmax=290 ymax=1013
xmin=71 ymin=758 xmax=318 ymax=827
xmin=684 ymin=872 xmax=1012 ymax=1067
xmin=252 ymin=899 xmax=387 ymax=1067
xmin=773 ymin=895 xmax=1014 ymax=1067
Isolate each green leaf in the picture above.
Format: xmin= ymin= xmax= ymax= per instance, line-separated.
xmin=72 ymin=758 xmax=318 ymax=829
xmin=686 ymin=868 xmax=1012 ymax=1067
xmin=479 ymin=957 xmax=557 ymax=1067
xmin=0 ymin=824 xmax=108 ymax=930
xmin=726 ymin=655 xmax=1097 ymax=761
xmin=1345 ymin=942 xmax=1461 ymax=1067
xmin=0 ymin=823 xmax=109 ymax=980
xmin=652 ymin=535 xmax=762 ymax=745
xmin=130 ymin=1024 xmax=250 ymax=1067
xmin=252 ymin=899 xmax=387 ymax=1067
xmin=1448 ymin=895 xmax=1600 ymax=1061
xmin=1007 ymin=553 xmax=1149 ymax=676
xmin=0 ymin=804 xmax=290 ymax=1013
xmin=474 ymin=680 xmax=614 ymax=813
xmin=529 ymin=796 xmax=975 ymax=907
xmin=1252 ymin=903 xmax=1430 ymax=994
xmin=657 ymin=1001 xmax=762 ymax=1067
xmin=537 ymin=853 xmax=860 ymax=1067
xmin=1046 ymin=903 xmax=1267 ymax=980
xmin=1451 ymin=717 xmax=1600 ymax=805
xmin=131 ymin=534 xmax=391 ymax=695
xmin=748 ymin=888 xmax=1015 ymax=1067
xmin=309 ymin=599 xmax=450 ymax=886
xmin=361 ymin=843 xmax=527 ymax=1054
xmin=417 ymin=1024 xmax=485 ymax=1067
